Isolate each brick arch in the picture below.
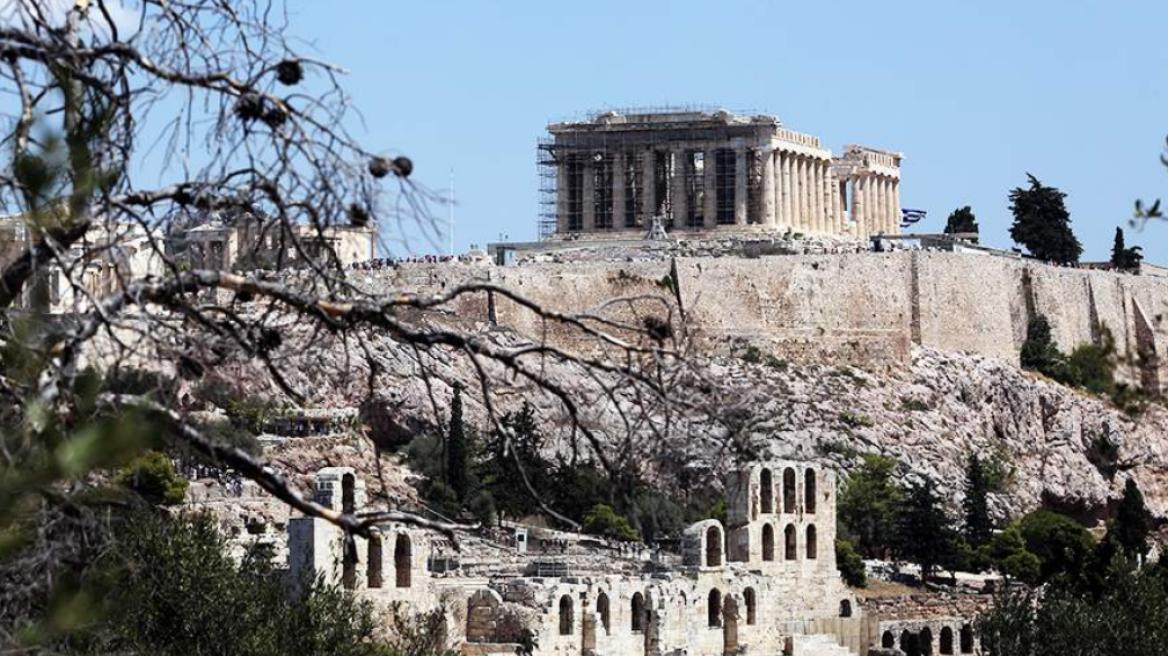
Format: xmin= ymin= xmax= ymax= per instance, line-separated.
xmin=367 ymin=534 xmax=383 ymax=588
xmin=743 ymin=587 xmax=757 ymax=625
xmin=784 ymin=523 xmax=797 ymax=561
xmin=804 ymin=469 xmax=817 ymax=514
xmin=707 ymin=589 xmax=722 ymax=628
xmin=558 ymin=595 xmax=574 ymax=635
xmin=394 ymin=533 xmax=412 ymax=588
xmin=761 ymin=523 xmax=776 ymax=562
xmin=596 ymin=591 xmax=610 ymax=634
xmin=705 ymin=525 xmax=723 ymax=567
xmin=760 ymin=468 xmax=774 ymax=515
xmin=940 ymin=626 xmax=954 ymax=654
xmin=806 ymin=524 xmax=818 ymax=560
xmin=631 ymin=591 xmax=645 ymax=633
xmin=783 ymin=467 xmax=797 ymax=513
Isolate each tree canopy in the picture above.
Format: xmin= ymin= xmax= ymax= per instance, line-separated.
xmin=943 ymin=206 xmax=979 ymax=240
xmin=1008 ymin=174 xmax=1082 ymax=264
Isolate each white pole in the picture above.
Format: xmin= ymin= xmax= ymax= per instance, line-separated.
xmin=449 ymin=169 xmax=455 ymax=257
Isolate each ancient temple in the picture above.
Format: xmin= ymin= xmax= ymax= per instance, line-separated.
xmin=537 ymin=109 xmax=903 ymax=241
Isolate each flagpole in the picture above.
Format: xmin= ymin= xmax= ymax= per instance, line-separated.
xmin=449 ymin=169 xmax=455 ymax=257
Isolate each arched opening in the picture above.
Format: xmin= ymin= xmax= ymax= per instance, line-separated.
xmin=760 ymin=524 xmax=775 ymax=561
xmin=743 ymin=588 xmax=757 ymax=626
xmin=806 ymin=524 xmax=818 ymax=560
xmin=631 ymin=592 xmax=645 ymax=633
xmin=960 ymin=625 xmax=973 ymax=654
xmin=901 ymin=630 xmax=922 ymax=656
xmin=596 ymin=592 xmax=610 ymax=634
xmin=804 ymin=469 xmax=817 ymax=514
xmin=394 ymin=533 xmax=412 ymax=588
xmin=784 ymin=524 xmax=797 ymax=560
xmin=760 ymin=469 xmax=774 ymax=514
xmin=839 ymin=600 xmax=852 ymax=618
xmin=783 ymin=468 xmax=797 ymax=513
xmin=341 ymin=538 xmax=357 ymax=590
xmin=920 ymin=627 xmax=934 ymax=655
xmin=940 ymin=627 xmax=954 ymax=654
xmin=882 ymin=631 xmax=895 ymax=649
xmin=707 ymin=589 xmax=722 ymax=628
xmin=341 ymin=473 xmax=355 ymax=514
xmin=705 ymin=526 xmax=722 ymax=567
xmin=558 ymin=595 xmax=574 ymax=635
xmin=367 ymin=535 xmax=383 ymax=589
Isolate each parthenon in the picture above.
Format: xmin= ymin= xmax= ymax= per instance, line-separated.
xmin=538 ymin=109 xmax=903 ymax=240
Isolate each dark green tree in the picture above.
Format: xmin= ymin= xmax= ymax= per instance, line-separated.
xmin=480 ymin=403 xmax=552 ymax=520
xmin=896 ymin=479 xmax=955 ymax=581
xmin=943 ymin=206 xmax=979 ymax=241
xmin=1110 ymin=227 xmax=1144 ymax=271
xmin=1008 ymin=174 xmax=1082 ymax=264
xmin=582 ymin=503 xmax=641 ymax=542
xmin=835 ymin=539 xmax=868 ymax=588
xmin=962 ymin=454 xmax=994 ymax=548
xmin=838 ymin=455 xmax=904 ymax=558
xmin=1016 ymin=510 xmax=1095 ymax=584
xmin=1115 ymin=479 xmax=1153 ymax=562
xmin=445 ymin=385 xmax=470 ymax=501
xmin=1020 ymin=315 xmax=1062 ymax=377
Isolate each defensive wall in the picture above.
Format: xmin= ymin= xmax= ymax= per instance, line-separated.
xmin=350 ymin=251 xmax=1168 ymax=392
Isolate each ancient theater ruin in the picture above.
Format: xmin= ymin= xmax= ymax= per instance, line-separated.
xmin=537 ymin=109 xmax=903 ymax=240
xmin=287 ymin=461 xmax=977 ymax=656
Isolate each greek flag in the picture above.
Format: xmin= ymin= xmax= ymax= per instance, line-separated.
xmin=901 ymin=208 xmax=926 ymax=228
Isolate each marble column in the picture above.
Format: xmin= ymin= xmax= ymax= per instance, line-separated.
xmin=641 ymin=150 xmax=656 ymax=226
xmin=795 ymin=157 xmax=806 ymax=230
xmin=703 ymin=148 xmax=718 ymax=230
xmin=762 ymin=149 xmax=776 ymax=227
xmin=671 ymin=149 xmax=688 ymax=229
xmin=784 ymin=151 xmax=794 ymax=228
xmin=852 ymin=176 xmax=865 ymax=237
xmin=892 ymin=180 xmax=902 ymax=235
xmin=734 ymin=147 xmax=748 ymax=226
xmin=556 ymin=159 xmax=569 ymax=233
xmin=882 ymin=177 xmax=893 ymax=234
xmin=612 ymin=153 xmax=626 ymax=230
xmin=582 ymin=157 xmax=596 ymax=232
xmin=830 ymin=174 xmax=843 ymax=236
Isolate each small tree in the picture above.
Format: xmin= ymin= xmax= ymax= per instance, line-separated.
xmin=1009 ymin=174 xmax=1082 ymax=264
xmin=1020 ymin=315 xmax=1062 ymax=377
xmin=445 ymin=385 xmax=470 ymax=502
xmin=962 ymin=454 xmax=994 ymax=548
xmin=943 ymin=206 xmax=979 ymax=241
xmin=835 ymin=539 xmax=868 ymax=588
xmin=582 ymin=504 xmax=641 ymax=542
xmin=1016 ymin=510 xmax=1095 ymax=584
xmin=896 ymin=479 xmax=954 ymax=581
xmin=117 ymin=451 xmax=190 ymax=506
xmin=838 ymin=455 xmax=903 ymax=558
xmin=1110 ymin=227 xmax=1144 ymax=271
xmin=1115 ymin=479 xmax=1153 ymax=562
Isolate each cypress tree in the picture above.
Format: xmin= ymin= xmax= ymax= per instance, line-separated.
xmin=1115 ymin=479 xmax=1152 ymax=562
xmin=962 ymin=454 xmax=993 ymax=547
xmin=1110 ymin=227 xmax=1144 ymax=271
xmin=943 ymin=206 xmax=979 ymax=241
xmin=446 ymin=384 xmax=469 ymax=501
xmin=896 ymin=479 xmax=954 ymax=582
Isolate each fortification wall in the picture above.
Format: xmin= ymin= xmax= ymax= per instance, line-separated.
xmin=353 ymin=251 xmax=1168 ymax=391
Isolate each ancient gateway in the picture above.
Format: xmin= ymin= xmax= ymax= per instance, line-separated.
xmin=538 ymin=109 xmax=903 ymax=240
xmin=288 ymin=461 xmax=977 ymax=655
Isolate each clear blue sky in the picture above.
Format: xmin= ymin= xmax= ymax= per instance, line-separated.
xmin=288 ymin=0 xmax=1168 ymax=261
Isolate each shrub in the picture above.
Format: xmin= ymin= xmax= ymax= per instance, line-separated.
xmin=835 ymin=539 xmax=867 ymax=588
xmin=901 ymin=397 xmax=930 ymax=412
xmin=116 ymin=451 xmax=189 ymax=506
xmin=1016 ymin=510 xmax=1095 ymax=583
xmin=1020 ymin=315 xmax=1061 ymax=377
xmin=838 ymin=410 xmax=873 ymax=428
xmin=582 ymin=504 xmax=641 ymax=542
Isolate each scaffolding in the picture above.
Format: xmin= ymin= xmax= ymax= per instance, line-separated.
xmin=536 ymin=107 xmax=773 ymax=240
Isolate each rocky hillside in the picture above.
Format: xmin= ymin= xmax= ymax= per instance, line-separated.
xmin=234 ymin=310 xmax=1168 ymax=527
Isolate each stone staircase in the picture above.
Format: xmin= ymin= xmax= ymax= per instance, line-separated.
xmin=790 ymin=633 xmax=855 ymax=656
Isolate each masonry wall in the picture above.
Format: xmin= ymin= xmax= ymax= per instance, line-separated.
xmin=353 ymin=251 xmax=1168 ymax=390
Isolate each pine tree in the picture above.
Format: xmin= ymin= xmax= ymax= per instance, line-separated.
xmin=1020 ymin=315 xmax=1062 ymax=377
xmin=838 ymin=455 xmax=904 ymax=558
xmin=1008 ymin=174 xmax=1082 ymax=264
xmin=962 ymin=454 xmax=993 ymax=547
xmin=1115 ymin=479 xmax=1152 ymax=562
xmin=445 ymin=384 xmax=470 ymax=501
xmin=943 ymin=206 xmax=979 ymax=241
xmin=480 ymin=403 xmax=551 ymax=520
xmin=896 ymin=479 xmax=954 ymax=582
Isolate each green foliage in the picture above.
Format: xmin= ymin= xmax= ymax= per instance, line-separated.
xmin=116 ymin=451 xmax=189 ymax=506
xmin=51 ymin=511 xmax=394 ymax=656
xmin=700 ymin=497 xmax=728 ymax=527
xmin=1008 ymin=174 xmax=1082 ymax=264
xmin=986 ymin=525 xmax=1042 ymax=585
xmin=740 ymin=346 xmax=763 ymax=364
xmin=978 ymin=565 xmax=1168 ymax=656
xmin=629 ymin=491 xmax=685 ymax=543
xmin=900 ymin=397 xmax=930 ymax=412
xmin=1115 ymin=479 xmax=1153 ymax=561
xmin=835 ymin=539 xmax=868 ymax=588
xmin=838 ymin=410 xmax=873 ymax=428
xmin=479 ymin=403 xmax=552 ymax=521
xmin=1020 ymin=315 xmax=1061 ymax=377
xmin=895 ymin=480 xmax=955 ymax=581
xmin=962 ymin=454 xmax=994 ymax=548
xmin=1016 ymin=510 xmax=1095 ymax=584
xmin=838 ymin=455 xmax=902 ymax=558
xmin=445 ymin=386 xmax=470 ymax=501
xmin=1110 ymin=227 xmax=1144 ymax=271
xmin=582 ymin=504 xmax=641 ymax=542
xmin=943 ymin=206 xmax=979 ymax=239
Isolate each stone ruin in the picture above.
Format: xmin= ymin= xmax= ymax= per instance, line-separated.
xmin=286 ymin=461 xmax=979 ymax=655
